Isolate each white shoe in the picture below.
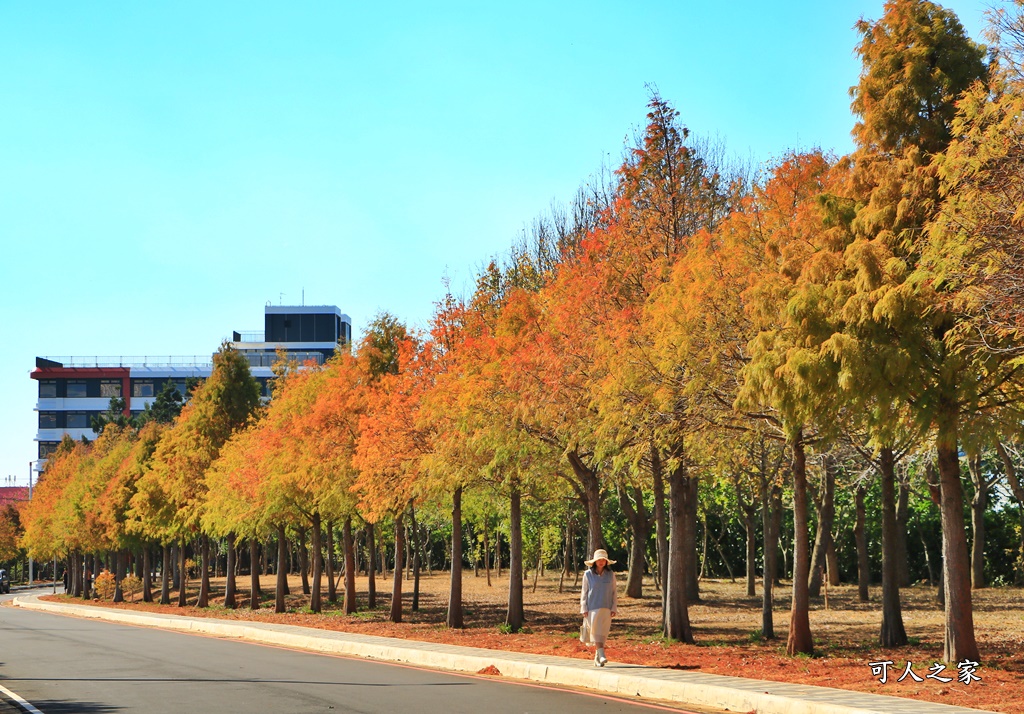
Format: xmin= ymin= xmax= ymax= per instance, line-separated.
xmin=597 ymin=648 xmax=607 ymax=667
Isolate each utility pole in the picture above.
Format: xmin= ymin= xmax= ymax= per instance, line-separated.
xmin=27 ymin=461 xmax=33 ymax=585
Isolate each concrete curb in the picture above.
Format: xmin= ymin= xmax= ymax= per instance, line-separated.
xmin=12 ymin=595 xmax=988 ymax=714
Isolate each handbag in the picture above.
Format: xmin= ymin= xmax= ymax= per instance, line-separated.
xmin=579 ymin=616 xmax=590 ymax=644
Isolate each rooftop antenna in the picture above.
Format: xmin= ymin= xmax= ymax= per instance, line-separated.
xmin=279 ymin=292 xmax=284 ymax=306
xmin=302 ymin=288 xmax=305 ymax=306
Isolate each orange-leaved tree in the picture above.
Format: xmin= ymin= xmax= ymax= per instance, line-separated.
xmin=204 ymin=418 xmax=272 ymax=609
xmin=354 ymin=328 xmax=430 ymax=624
xmin=735 ymin=151 xmax=841 ymax=656
xmin=134 ymin=344 xmax=261 ymax=607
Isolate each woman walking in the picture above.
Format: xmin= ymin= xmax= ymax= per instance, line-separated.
xmin=580 ymin=549 xmax=618 ymax=666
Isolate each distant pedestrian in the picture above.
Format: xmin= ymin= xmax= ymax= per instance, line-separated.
xmin=579 ymin=549 xmax=617 ymax=667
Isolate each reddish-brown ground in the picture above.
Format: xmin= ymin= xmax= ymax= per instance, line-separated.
xmin=38 ymin=571 xmax=1024 ymax=713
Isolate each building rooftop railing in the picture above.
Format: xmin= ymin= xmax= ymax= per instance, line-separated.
xmin=241 ymin=352 xmax=325 ymax=367
xmin=39 ymin=356 xmax=215 ymax=368
xmin=232 ymin=331 xmax=265 ymax=342
xmin=38 ymin=352 xmax=326 ymax=369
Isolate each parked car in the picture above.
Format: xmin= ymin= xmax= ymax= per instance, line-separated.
xmin=0 ymin=569 xmax=9 ymax=594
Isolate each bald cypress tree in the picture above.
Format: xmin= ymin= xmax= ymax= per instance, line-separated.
xmin=841 ymin=0 xmax=988 ymax=662
xmin=140 ymin=343 xmax=262 ymax=608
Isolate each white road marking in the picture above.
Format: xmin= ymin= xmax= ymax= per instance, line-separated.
xmin=0 ymin=683 xmax=45 ymax=714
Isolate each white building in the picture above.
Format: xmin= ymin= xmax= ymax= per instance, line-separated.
xmin=32 ymin=305 xmax=351 ymax=460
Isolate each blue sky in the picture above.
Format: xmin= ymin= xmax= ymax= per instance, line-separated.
xmin=0 ymin=1 xmax=988 ymax=484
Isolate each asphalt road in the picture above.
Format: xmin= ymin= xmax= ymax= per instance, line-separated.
xmin=0 ymin=588 xmax=690 ymax=714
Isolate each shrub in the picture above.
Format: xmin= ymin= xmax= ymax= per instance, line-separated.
xmin=93 ymin=570 xmax=116 ymax=601
xmin=121 ymin=574 xmax=142 ymax=602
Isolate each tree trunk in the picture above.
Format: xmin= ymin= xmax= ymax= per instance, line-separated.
xmin=664 ymin=458 xmax=694 ymax=643
xmin=496 ymin=526 xmax=502 ymax=578
xmin=809 ymin=458 xmax=835 ymax=597
xmin=855 ymin=484 xmax=870 ymax=602
xmin=684 ymin=473 xmax=700 ymax=602
xmin=896 ymin=473 xmax=911 ymax=588
xmin=743 ymin=511 xmax=756 ymax=597
xmin=506 ymin=482 xmax=525 ymax=632
xmin=937 ymin=559 xmax=945 ymax=607
xmin=737 ymin=481 xmax=758 ymax=598
xmin=968 ymin=454 xmax=987 ymax=590
xmin=70 ymin=553 xmax=80 ymax=597
xmin=310 ymin=513 xmax=323 ymax=614
xmin=879 ymin=445 xmax=907 ymax=647
xmin=142 ymin=546 xmax=153 ymax=603
xmin=160 ymin=544 xmax=170 ymax=605
xmin=366 ymin=523 xmax=377 ymax=609
xmin=558 ymin=518 xmax=570 ymax=594
xmin=275 ymin=525 xmax=288 ymax=614
xmin=405 ymin=524 xmax=412 ymax=581
xmin=787 ymin=432 xmax=813 ymax=656
xmin=170 ymin=545 xmax=180 ymax=591
xmin=113 ymin=549 xmax=126 ymax=603
xmin=651 ymin=442 xmax=669 ymax=617
xmin=825 ymin=536 xmax=840 ymax=586
xmin=760 ymin=475 xmax=780 ymax=639
xmin=343 ymin=516 xmax=357 ymax=614
xmin=389 ymin=512 xmax=404 ymax=623
xmin=925 ymin=461 xmax=945 ymax=605
xmin=698 ymin=515 xmax=708 ymax=580
xmin=177 ymin=539 xmax=188 ymax=607
xmin=224 ymin=533 xmax=237 ymax=609
xmin=473 ymin=523 xmax=480 ymax=578
xmin=325 ymin=521 xmax=337 ymax=604
xmin=532 ymin=542 xmax=543 ymax=592
xmin=567 ymin=450 xmax=603 ymax=554
xmin=83 ymin=555 xmax=92 ymax=600
xmin=410 ymin=507 xmax=421 ymax=611
xmin=917 ymin=518 xmax=937 ymax=586
xmin=448 ymin=487 xmax=464 ymax=628
xmin=197 ymin=535 xmax=211 ymax=608
xmin=617 ymin=482 xmax=649 ymax=599
xmin=249 ymin=538 xmax=261 ymax=609
xmin=298 ymin=527 xmax=310 ymax=596
xmin=936 ymin=407 xmax=980 ymax=663
xmin=484 ymin=520 xmax=491 ymax=588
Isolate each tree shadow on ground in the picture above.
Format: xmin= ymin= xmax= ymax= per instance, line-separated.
xmin=1 ymin=699 xmax=119 ymax=713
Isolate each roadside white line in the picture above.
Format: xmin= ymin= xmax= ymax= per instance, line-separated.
xmin=0 ymin=683 xmax=45 ymax=714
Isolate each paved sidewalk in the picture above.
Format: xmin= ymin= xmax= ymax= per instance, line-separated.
xmin=12 ymin=593 xmax=991 ymax=714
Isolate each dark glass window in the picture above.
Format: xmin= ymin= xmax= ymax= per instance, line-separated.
xmin=39 ymin=380 xmax=58 ymax=398
xmin=100 ymin=379 xmax=122 ymax=397
xmin=67 ymin=412 xmax=89 ymax=428
xmin=39 ymin=412 xmax=57 ymax=429
xmin=39 ymin=442 xmax=60 ymax=459
xmin=67 ymin=380 xmax=88 ymax=398
xmin=133 ymin=381 xmax=154 ymax=397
